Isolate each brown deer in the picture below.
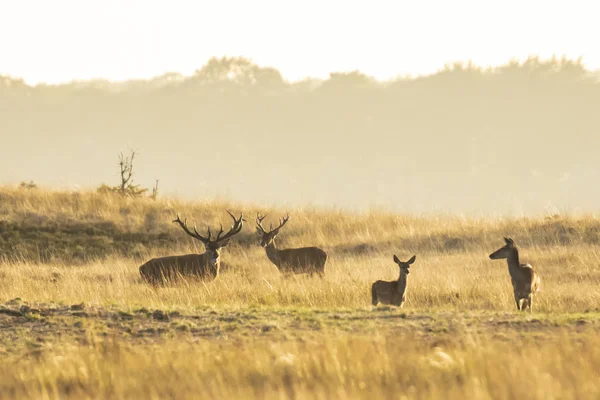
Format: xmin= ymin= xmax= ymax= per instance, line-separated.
xmin=256 ymin=214 xmax=327 ymax=277
xmin=489 ymin=237 xmax=541 ymax=312
xmin=139 ymin=210 xmax=244 ymax=285
xmin=371 ymin=255 xmax=416 ymax=307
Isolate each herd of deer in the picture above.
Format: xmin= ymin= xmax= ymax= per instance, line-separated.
xmin=139 ymin=210 xmax=541 ymax=312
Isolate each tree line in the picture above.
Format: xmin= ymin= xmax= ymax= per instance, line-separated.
xmin=1 ymin=56 xmax=599 ymax=214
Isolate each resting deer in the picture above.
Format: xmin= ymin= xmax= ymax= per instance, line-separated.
xmin=372 ymin=255 xmax=416 ymax=307
xmin=256 ymin=214 xmax=327 ymax=277
xmin=139 ymin=210 xmax=244 ymax=285
xmin=489 ymin=237 xmax=541 ymax=312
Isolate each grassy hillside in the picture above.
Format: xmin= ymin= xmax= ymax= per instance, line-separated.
xmin=1 ymin=185 xmax=600 ymax=311
xmin=2 ymin=186 xmax=600 ymax=398
xmin=3 ymin=185 xmax=600 ymax=263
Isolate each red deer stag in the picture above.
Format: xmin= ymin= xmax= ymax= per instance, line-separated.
xmin=489 ymin=237 xmax=541 ymax=312
xmin=256 ymin=214 xmax=327 ymax=277
xmin=139 ymin=210 xmax=244 ymax=285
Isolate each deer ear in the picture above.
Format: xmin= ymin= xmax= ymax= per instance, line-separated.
xmin=256 ymin=227 xmax=263 ymax=235
xmin=219 ymin=239 xmax=230 ymax=248
xmin=504 ymin=237 xmax=515 ymax=246
xmin=407 ymin=255 xmax=416 ymax=264
xmin=393 ymin=255 xmax=400 ymax=263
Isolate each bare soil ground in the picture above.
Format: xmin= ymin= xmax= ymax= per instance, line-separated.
xmin=2 ymin=298 xmax=599 ymax=357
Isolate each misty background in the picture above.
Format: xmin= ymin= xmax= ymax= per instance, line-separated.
xmin=1 ymin=56 xmax=599 ymax=215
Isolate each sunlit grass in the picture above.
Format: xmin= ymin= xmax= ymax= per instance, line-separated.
xmin=2 ymin=187 xmax=600 ymax=398
xmin=1 ymin=240 xmax=600 ymax=312
xmin=2 ymin=331 xmax=600 ymax=400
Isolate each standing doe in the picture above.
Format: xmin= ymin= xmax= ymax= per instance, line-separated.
xmin=372 ymin=255 xmax=416 ymax=307
xmin=256 ymin=214 xmax=327 ymax=277
xmin=489 ymin=237 xmax=541 ymax=312
xmin=139 ymin=210 xmax=244 ymax=285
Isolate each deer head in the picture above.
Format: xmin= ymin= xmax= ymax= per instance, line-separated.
xmin=173 ymin=210 xmax=244 ymax=263
xmin=256 ymin=213 xmax=290 ymax=248
xmin=393 ymin=255 xmax=416 ymax=275
xmin=489 ymin=237 xmax=516 ymax=260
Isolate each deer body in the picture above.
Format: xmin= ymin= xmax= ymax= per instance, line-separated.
xmin=372 ymin=255 xmax=415 ymax=307
xmin=490 ymin=238 xmax=541 ymax=312
xmin=256 ymin=214 xmax=327 ymax=277
xmin=139 ymin=210 xmax=244 ymax=285
xmin=139 ymin=253 xmax=220 ymax=285
xmin=265 ymin=242 xmax=327 ymax=276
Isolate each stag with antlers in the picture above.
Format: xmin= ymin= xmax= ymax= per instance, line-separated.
xmin=256 ymin=213 xmax=327 ymax=278
xmin=139 ymin=210 xmax=244 ymax=285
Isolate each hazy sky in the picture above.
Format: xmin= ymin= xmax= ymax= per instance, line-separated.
xmin=1 ymin=0 xmax=598 ymax=84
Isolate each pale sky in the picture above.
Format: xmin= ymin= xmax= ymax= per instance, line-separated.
xmin=1 ymin=0 xmax=598 ymax=84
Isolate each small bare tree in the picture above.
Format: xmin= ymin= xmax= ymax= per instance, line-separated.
xmin=98 ymin=149 xmax=151 ymax=198
xmin=116 ymin=150 xmax=147 ymax=197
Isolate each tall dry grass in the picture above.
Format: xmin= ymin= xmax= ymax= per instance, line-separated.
xmin=2 ymin=187 xmax=600 ymax=399
xmin=1 ymin=243 xmax=599 ymax=312
xmin=0 ymin=187 xmax=600 ymax=311
xmin=2 ymin=332 xmax=600 ymax=400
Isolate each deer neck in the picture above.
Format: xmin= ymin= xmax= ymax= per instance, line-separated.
xmin=397 ymin=272 xmax=408 ymax=294
xmin=203 ymin=252 xmax=221 ymax=276
xmin=506 ymin=248 xmax=521 ymax=276
xmin=265 ymin=241 xmax=280 ymax=266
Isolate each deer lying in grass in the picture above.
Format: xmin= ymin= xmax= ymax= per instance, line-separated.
xmin=256 ymin=214 xmax=327 ymax=277
xmin=139 ymin=210 xmax=244 ymax=285
xmin=489 ymin=237 xmax=541 ymax=312
xmin=372 ymin=255 xmax=416 ymax=307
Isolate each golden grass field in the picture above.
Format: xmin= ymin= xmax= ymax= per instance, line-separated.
xmin=1 ymin=187 xmax=600 ymax=399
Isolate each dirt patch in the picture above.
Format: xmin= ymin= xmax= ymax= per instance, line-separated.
xmin=1 ymin=298 xmax=599 ymax=356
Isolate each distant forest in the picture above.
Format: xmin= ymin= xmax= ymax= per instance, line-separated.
xmin=1 ymin=56 xmax=599 ymax=215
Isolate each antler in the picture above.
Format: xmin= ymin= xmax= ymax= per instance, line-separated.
xmin=213 ymin=210 xmax=244 ymax=244
xmin=172 ymin=213 xmax=211 ymax=243
xmin=174 ymin=210 xmax=243 ymax=244
xmin=256 ymin=213 xmax=268 ymax=234
xmin=256 ymin=213 xmax=290 ymax=234
xmin=274 ymin=214 xmax=290 ymax=233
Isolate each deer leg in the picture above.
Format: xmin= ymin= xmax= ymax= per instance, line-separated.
xmin=514 ymin=293 xmax=522 ymax=311
xmin=371 ymin=286 xmax=378 ymax=306
xmin=528 ymin=294 xmax=533 ymax=312
xmin=310 ymin=267 xmax=324 ymax=279
xmin=283 ymin=269 xmax=297 ymax=280
xmin=372 ymin=295 xmax=378 ymax=306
